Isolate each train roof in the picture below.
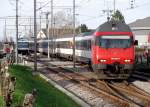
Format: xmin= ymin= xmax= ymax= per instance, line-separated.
xmin=96 ymin=21 xmax=132 ymax=32
xmin=18 ymin=38 xmax=34 ymax=42
xmin=38 ymin=39 xmax=50 ymax=42
xmin=18 ymin=40 xmax=34 ymax=42
xmin=75 ymin=35 xmax=93 ymax=41
xmin=77 ymin=31 xmax=94 ymax=37
xmin=37 ymin=32 xmax=94 ymax=42
xmin=56 ymin=37 xmax=73 ymax=42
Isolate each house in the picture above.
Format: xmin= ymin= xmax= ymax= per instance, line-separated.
xmin=37 ymin=28 xmax=74 ymax=40
xmin=129 ymin=17 xmax=150 ymax=47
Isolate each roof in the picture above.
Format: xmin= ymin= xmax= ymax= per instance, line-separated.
xmin=76 ymin=31 xmax=94 ymax=37
xmin=96 ymin=21 xmax=131 ymax=32
xmin=38 ymin=28 xmax=74 ymax=39
xmin=129 ymin=17 xmax=150 ymax=27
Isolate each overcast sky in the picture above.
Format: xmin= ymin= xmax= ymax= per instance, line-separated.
xmin=0 ymin=0 xmax=150 ymax=41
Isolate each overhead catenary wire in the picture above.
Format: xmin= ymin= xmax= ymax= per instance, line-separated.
xmin=129 ymin=1 xmax=150 ymax=9
xmin=36 ymin=1 xmax=50 ymax=11
xmin=117 ymin=1 xmax=150 ymax=13
xmin=77 ymin=0 xmax=91 ymax=5
xmin=79 ymin=14 xmax=105 ymax=22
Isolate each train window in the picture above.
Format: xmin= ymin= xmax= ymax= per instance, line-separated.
xmin=38 ymin=43 xmax=41 ymax=48
xmin=57 ymin=42 xmax=60 ymax=48
xmin=42 ymin=42 xmax=48 ymax=48
xmin=49 ymin=42 xmax=53 ymax=48
xmin=75 ymin=41 xmax=82 ymax=50
xmin=87 ymin=40 xmax=91 ymax=50
xmin=83 ymin=41 xmax=87 ymax=50
xmin=56 ymin=41 xmax=71 ymax=49
xmin=76 ymin=40 xmax=91 ymax=50
xmin=96 ymin=35 xmax=133 ymax=48
xmin=18 ymin=42 xmax=29 ymax=48
xmin=65 ymin=41 xmax=69 ymax=48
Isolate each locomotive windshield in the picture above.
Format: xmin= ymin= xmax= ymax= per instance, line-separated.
xmin=97 ymin=35 xmax=133 ymax=48
xmin=18 ymin=42 xmax=29 ymax=48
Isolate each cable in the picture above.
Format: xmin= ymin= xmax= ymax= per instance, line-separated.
xmin=76 ymin=0 xmax=92 ymax=9
xmin=121 ymin=1 xmax=150 ymax=11
xmin=133 ymin=1 xmax=150 ymax=9
xmin=79 ymin=14 xmax=105 ymax=22
xmin=78 ymin=0 xmax=90 ymax=4
xmin=36 ymin=1 xmax=50 ymax=11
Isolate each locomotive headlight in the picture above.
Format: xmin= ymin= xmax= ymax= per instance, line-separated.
xmin=99 ymin=59 xmax=107 ymax=62
xmin=124 ymin=59 xmax=131 ymax=63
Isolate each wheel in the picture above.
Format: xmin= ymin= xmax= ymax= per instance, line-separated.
xmin=88 ymin=61 xmax=93 ymax=71
xmin=92 ymin=64 xmax=104 ymax=74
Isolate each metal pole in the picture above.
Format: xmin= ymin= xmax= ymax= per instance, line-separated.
xmin=53 ymin=17 xmax=56 ymax=57
xmin=107 ymin=9 xmax=110 ymax=21
xmin=40 ymin=14 xmax=41 ymax=31
xmin=114 ymin=0 xmax=116 ymax=13
xmin=51 ymin=0 xmax=53 ymax=60
xmin=5 ymin=20 xmax=7 ymax=38
xmin=73 ymin=0 xmax=76 ymax=68
xmin=34 ymin=0 xmax=37 ymax=73
xmin=29 ymin=17 xmax=32 ymax=37
xmin=16 ymin=0 xmax=18 ymax=64
xmin=46 ymin=12 xmax=50 ymax=58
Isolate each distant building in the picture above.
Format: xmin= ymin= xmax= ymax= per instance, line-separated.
xmin=129 ymin=17 xmax=150 ymax=48
xmin=37 ymin=28 xmax=74 ymax=40
xmin=37 ymin=30 xmax=47 ymax=39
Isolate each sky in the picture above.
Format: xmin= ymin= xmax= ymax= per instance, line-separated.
xmin=0 ymin=0 xmax=150 ymax=41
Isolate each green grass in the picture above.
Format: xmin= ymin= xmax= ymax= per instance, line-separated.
xmin=9 ymin=65 xmax=81 ymax=107
xmin=0 ymin=96 xmax=5 ymax=107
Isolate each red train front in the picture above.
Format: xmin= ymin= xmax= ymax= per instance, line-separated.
xmin=92 ymin=21 xmax=138 ymax=78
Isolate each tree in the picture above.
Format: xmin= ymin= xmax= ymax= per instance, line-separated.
xmin=111 ymin=10 xmax=125 ymax=23
xmin=76 ymin=24 xmax=89 ymax=33
xmin=54 ymin=11 xmax=73 ymax=28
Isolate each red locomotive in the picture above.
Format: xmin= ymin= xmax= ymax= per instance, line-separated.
xmin=92 ymin=21 xmax=138 ymax=77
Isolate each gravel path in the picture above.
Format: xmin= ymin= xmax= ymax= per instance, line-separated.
xmin=132 ymin=81 xmax=150 ymax=94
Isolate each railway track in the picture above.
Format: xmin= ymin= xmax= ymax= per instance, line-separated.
xmin=131 ymin=71 xmax=150 ymax=81
xmin=40 ymin=62 xmax=131 ymax=107
xmin=23 ymin=56 xmax=150 ymax=107
xmin=106 ymin=81 xmax=150 ymax=107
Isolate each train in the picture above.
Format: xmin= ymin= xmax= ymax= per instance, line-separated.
xmin=18 ymin=21 xmax=138 ymax=79
xmin=92 ymin=21 xmax=138 ymax=77
xmin=18 ymin=38 xmax=34 ymax=55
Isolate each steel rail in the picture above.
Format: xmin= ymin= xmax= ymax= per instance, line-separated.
xmin=96 ymin=80 xmax=140 ymax=107
xmin=131 ymin=74 xmax=150 ymax=82
xmin=123 ymin=81 xmax=150 ymax=97
xmin=49 ymin=68 xmax=130 ymax=107
xmin=134 ymin=71 xmax=150 ymax=77
xmin=107 ymin=81 xmax=150 ymax=106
